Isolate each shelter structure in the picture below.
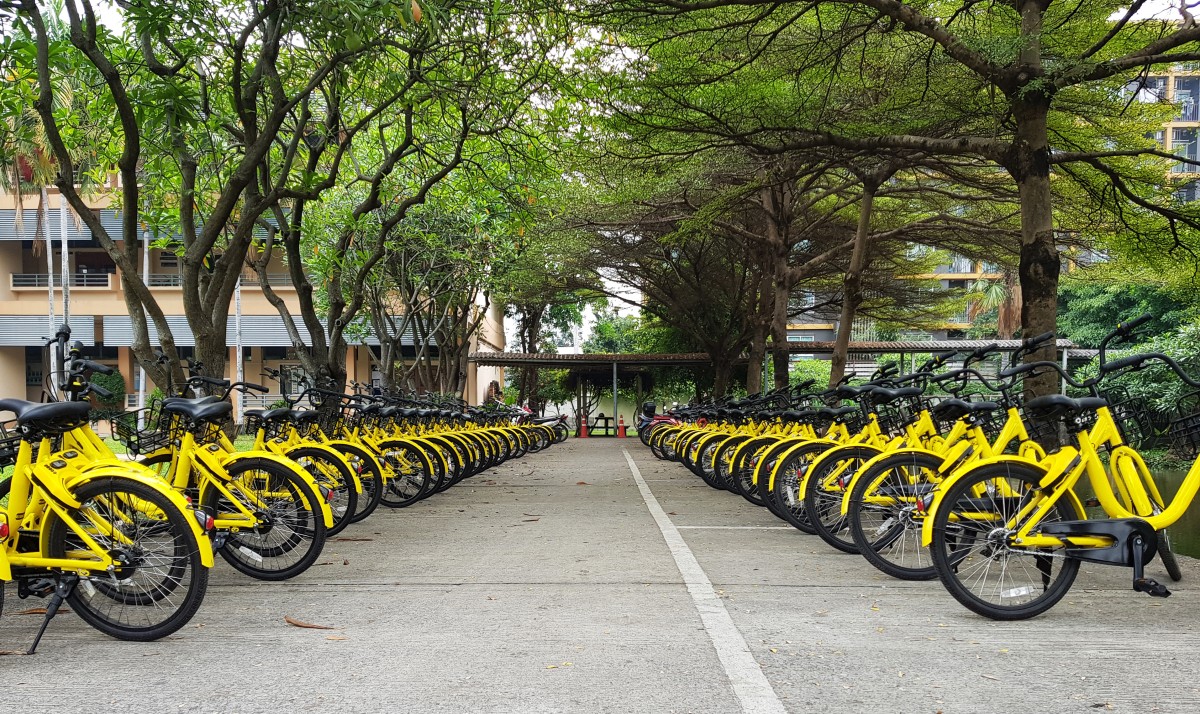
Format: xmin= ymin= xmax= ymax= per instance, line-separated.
xmin=469 ymin=339 xmax=1081 ymax=434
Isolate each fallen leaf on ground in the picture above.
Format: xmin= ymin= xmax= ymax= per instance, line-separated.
xmin=522 ymin=513 xmax=543 ymax=517
xmin=576 ymin=481 xmax=589 ymax=485
xmin=522 ymin=518 xmax=540 ymax=522
xmin=981 ymin=674 xmax=1000 ymax=681
xmin=546 ymin=665 xmax=558 ymax=669
xmin=333 ymin=537 xmax=373 ymax=542
xmin=343 ymin=559 xmax=349 ymax=565
xmin=284 ymin=616 xmax=337 ymax=630
xmin=326 ymin=635 xmax=349 ymax=641
xmin=667 ymin=512 xmax=677 ymax=515
xmin=0 ymin=650 xmax=28 ymax=656
xmin=14 ymin=607 xmax=70 ymax=615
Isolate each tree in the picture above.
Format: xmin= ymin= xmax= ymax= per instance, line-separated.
xmin=582 ymin=308 xmax=640 ymax=353
xmin=577 ymin=0 xmax=1200 ymax=394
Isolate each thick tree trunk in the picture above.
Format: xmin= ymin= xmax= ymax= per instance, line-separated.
xmin=745 ymin=329 xmax=767 ymax=394
xmin=829 ymin=182 xmax=877 ymax=386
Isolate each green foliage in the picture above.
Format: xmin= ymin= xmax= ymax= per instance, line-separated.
xmin=788 ymin=359 xmax=832 ymax=387
xmin=1057 ymin=274 xmax=1192 ymax=348
xmin=582 ymin=308 xmax=641 ymax=353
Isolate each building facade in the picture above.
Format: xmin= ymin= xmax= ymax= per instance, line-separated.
xmin=0 ymin=189 xmax=505 ymax=407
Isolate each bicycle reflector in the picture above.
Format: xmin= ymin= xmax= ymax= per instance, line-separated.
xmin=0 ymin=518 xmax=8 ymax=539
xmin=194 ymin=509 xmax=215 ymax=532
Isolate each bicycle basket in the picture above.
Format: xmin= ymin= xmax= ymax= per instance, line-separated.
xmin=1168 ymin=389 xmax=1200 ymax=458
xmin=109 ymin=407 xmax=171 ymax=456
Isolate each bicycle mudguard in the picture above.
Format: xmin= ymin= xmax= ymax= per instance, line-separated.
xmin=61 ymin=464 xmax=216 ymax=568
xmin=219 ymin=450 xmax=335 ymax=528
xmin=804 ymin=443 xmax=883 ymax=497
xmin=765 ymin=438 xmax=838 ymax=492
xmin=285 ymin=443 xmax=361 ymax=494
xmin=839 ymin=446 xmax=944 ymax=516
xmin=323 ymin=439 xmax=386 ymax=482
xmin=918 ymin=455 xmax=1086 ymax=548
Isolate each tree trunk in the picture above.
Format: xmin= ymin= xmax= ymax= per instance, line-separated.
xmin=745 ymin=329 xmax=767 ymax=395
xmin=829 ymin=182 xmax=877 ymax=386
xmin=770 ymin=259 xmax=791 ymax=389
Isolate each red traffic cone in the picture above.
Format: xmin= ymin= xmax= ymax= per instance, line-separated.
xmin=578 ymin=418 xmax=589 ymax=438
xmin=617 ymin=416 xmax=627 ymax=438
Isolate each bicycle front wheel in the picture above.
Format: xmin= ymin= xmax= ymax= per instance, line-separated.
xmin=47 ymin=477 xmax=209 ymax=641
xmin=930 ymin=461 xmax=1081 ymax=620
xmin=205 ymin=457 xmax=327 ymax=581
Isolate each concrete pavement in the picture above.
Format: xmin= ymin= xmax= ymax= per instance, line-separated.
xmin=2 ymin=439 xmax=1198 ymax=713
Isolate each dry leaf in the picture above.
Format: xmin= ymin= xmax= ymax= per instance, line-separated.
xmin=667 ymin=512 xmax=677 ymax=515
xmin=546 ymin=665 xmax=558 ymax=669
xmin=522 ymin=518 xmax=540 ymax=522
xmin=523 ymin=513 xmax=543 ymax=517
xmin=576 ymin=481 xmax=589 ymax=485
xmin=343 ymin=559 xmax=349 ymax=565
xmin=326 ymin=635 xmax=349 ymax=641
xmin=333 ymin=537 xmax=373 ymax=542
xmin=14 ymin=607 xmax=71 ymax=615
xmin=981 ymin=674 xmax=1000 ymax=681
xmin=284 ymin=616 xmax=336 ymax=630
xmin=0 ymin=650 xmax=28 ymax=656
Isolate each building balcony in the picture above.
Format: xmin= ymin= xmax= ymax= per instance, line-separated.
xmin=147 ymin=272 xmax=296 ymax=288
xmin=11 ymin=272 xmax=112 ymax=289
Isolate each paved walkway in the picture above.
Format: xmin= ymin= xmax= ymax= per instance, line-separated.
xmin=3 ymin=439 xmax=1199 ymax=712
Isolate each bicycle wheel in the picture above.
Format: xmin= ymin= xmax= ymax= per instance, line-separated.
xmin=328 ymin=443 xmax=384 ymax=523
xmin=729 ymin=437 xmax=775 ymax=507
xmin=288 ymin=446 xmax=357 ymax=537
xmin=206 ymin=457 xmax=327 ymax=581
xmin=1157 ymin=527 xmax=1184 ymax=582
xmin=377 ymin=439 xmax=435 ymax=507
xmin=769 ymin=442 xmax=831 ymax=534
xmin=929 ymin=461 xmax=1082 ymax=620
xmin=848 ymin=451 xmax=942 ymax=580
xmin=47 ymin=476 xmax=209 ymax=641
xmin=805 ymin=446 xmax=879 ymax=554
xmin=713 ymin=436 xmax=750 ymax=493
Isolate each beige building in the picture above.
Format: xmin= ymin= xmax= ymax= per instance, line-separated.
xmin=0 ymin=189 xmax=505 ymax=407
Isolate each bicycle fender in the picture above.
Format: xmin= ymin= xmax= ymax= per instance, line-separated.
xmin=323 ymin=439 xmax=386 ymax=478
xmin=220 ymin=450 xmax=335 ymax=528
xmin=804 ymin=443 xmax=882 ymax=500
xmin=839 ymin=446 xmax=943 ymax=516
xmin=62 ymin=465 xmax=216 ymax=568
xmin=765 ymin=438 xmax=837 ymax=491
xmin=918 ymin=455 xmax=1075 ymax=548
xmin=285 ymin=443 xmax=361 ymax=494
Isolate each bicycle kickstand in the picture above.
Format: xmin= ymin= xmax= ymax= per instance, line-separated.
xmin=27 ymin=575 xmax=77 ymax=655
xmin=1131 ymin=535 xmax=1171 ymax=599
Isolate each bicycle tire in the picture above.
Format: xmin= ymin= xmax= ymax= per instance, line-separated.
xmin=206 ymin=457 xmax=328 ymax=581
xmin=768 ymin=442 xmax=832 ymax=534
xmin=287 ymin=446 xmax=357 ymax=537
xmin=377 ymin=439 xmax=435 ymax=507
xmin=805 ymin=445 xmax=880 ymax=554
xmin=47 ymin=476 xmax=209 ymax=641
xmin=327 ymin=443 xmax=384 ymax=523
xmin=1158 ymin=528 xmax=1184 ymax=582
xmin=930 ymin=461 xmax=1082 ymax=620
xmin=848 ymin=451 xmax=942 ymax=580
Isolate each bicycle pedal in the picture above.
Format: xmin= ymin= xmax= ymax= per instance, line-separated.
xmin=1133 ymin=577 xmax=1172 ymax=598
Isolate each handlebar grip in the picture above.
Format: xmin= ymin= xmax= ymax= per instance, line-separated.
xmin=89 ymin=382 xmax=114 ymax=398
xmin=81 ymin=360 xmax=113 ymax=375
xmin=1023 ymin=331 xmax=1055 ymax=347
xmin=244 ymin=382 xmax=269 ymax=393
xmin=933 ymin=350 xmax=957 ymax=363
xmin=190 ymin=376 xmax=231 ymax=387
xmin=1117 ymin=313 xmax=1153 ymax=337
xmin=1102 ymin=354 xmax=1151 ymax=372
xmin=972 ymin=343 xmax=999 ymax=359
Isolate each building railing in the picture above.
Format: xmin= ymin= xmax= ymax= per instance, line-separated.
xmin=146 ymin=272 xmax=297 ymax=288
xmin=11 ymin=272 xmax=112 ymax=288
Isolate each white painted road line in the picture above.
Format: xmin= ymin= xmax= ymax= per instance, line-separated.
xmin=676 ymin=526 xmax=794 ymax=530
xmin=623 ymin=448 xmax=788 ymax=714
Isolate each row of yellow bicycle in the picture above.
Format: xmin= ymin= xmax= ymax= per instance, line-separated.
xmin=0 ymin=326 xmax=557 ymax=652
xmin=643 ymin=317 xmax=1195 ymax=620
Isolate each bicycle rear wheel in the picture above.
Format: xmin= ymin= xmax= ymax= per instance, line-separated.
xmin=930 ymin=461 xmax=1082 ymax=620
xmin=48 ymin=477 xmax=209 ymax=641
xmin=848 ymin=451 xmax=941 ymax=580
xmin=288 ymin=446 xmax=357 ymax=536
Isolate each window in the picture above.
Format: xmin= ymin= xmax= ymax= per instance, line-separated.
xmin=1148 ymin=129 xmax=1165 ymax=148
xmin=1176 ymin=77 xmax=1200 ymax=121
xmin=788 ymin=335 xmax=815 ymax=362
xmin=158 ymin=251 xmax=179 ymax=269
xmin=1173 ymin=128 xmax=1198 ymax=173
xmin=1128 ymin=76 xmax=1169 ymax=104
xmin=1176 ymin=181 xmax=1200 ymax=203
xmin=262 ymin=346 xmax=289 ymax=361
